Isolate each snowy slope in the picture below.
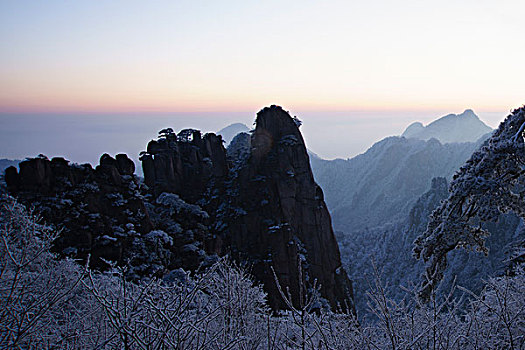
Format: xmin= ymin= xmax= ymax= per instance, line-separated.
xmin=311 ymin=136 xmax=487 ymax=233
xmin=337 ymin=177 xmax=522 ymax=318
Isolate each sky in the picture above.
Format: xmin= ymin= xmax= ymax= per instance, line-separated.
xmin=0 ymin=0 xmax=524 ymax=162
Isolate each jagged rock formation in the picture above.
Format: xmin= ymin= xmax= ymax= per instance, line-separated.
xmin=4 ymin=153 xmax=217 ymax=278
xmin=225 ymin=106 xmax=354 ymax=311
xmin=140 ymin=106 xmax=354 ymax=312
xmin=4 ymin=154 xmax=153 ymax=269
xmin=5 ymin=106 xmax=354 ymax=313
xmin=402 ymin=109 xmax=492 ymax=143
xmin=140 ymin=129 xmax=228 ymax=202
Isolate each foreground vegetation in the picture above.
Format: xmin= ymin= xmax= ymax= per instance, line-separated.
xmin=1 ymin=197 xmax=523 ymax=349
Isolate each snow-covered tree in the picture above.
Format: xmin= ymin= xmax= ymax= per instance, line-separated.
xmin=0 ymin=196 xmax=272 ymax=349
xmin=0 ymin=197 xmax=92 ymax=348
xmin=292 ymin=116 xmax=302 ymax=128
xmin=414 ymin=106 xmax=525 ymax=301
xmin=1 ymin=194 xmax=523 ymax=349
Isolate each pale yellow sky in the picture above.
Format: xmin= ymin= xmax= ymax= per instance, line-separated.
xmin=1 ymin=0 xmax=524 ymax=114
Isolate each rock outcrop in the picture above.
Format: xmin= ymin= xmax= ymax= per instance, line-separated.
xmin=5 ymin=154 xmax=153 ymax=269
xmin=226 ymin=105 xmax=354 ymax=311
xmin=140 ymin=106 xmax=354 ymax=312
xmin=5 ymin=106 xmax=355 ymax=313
xmin=140 ymin=129 xmax=228 ymax=202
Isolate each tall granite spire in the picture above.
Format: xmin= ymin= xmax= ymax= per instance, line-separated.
xmin=224 ymin=105 xmax=354 ymax=311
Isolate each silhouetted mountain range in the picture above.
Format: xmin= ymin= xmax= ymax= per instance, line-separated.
xmin=309 ymin=110 xmax=492 ymax=233
xmin=4 ymin=106 xmax=354 ymax=313
xmin=4 ymin=107 xmax=520 ymax=319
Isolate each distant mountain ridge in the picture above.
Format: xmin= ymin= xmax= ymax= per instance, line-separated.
xmin=308 ymin=110 xmax=508 ymax=317
xmin=402 ymin=109 xmax=492 ymax=143
xmin=217 ymin=123 xmax=250 ymax=145
xmin=310 ymin=109 xmax=493 ymax=234
xmin=311 ymin=136 xmax=487 ymax=233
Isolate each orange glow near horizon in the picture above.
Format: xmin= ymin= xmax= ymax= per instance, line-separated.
xmin=0 ymin=77 xmax=521 ymax=116
xmin=1 ymin=1 xmax=523 ymax=117
xmin=0 ymin=95 xmax=519 ymax=116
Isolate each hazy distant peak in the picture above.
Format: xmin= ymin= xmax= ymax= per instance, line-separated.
xmin=217 ymin=123 xmax=250 ymax=146
xmin=402 ymin=109 xmax=492 ymax=144
xmin=221 ymin=122 xmax=248 ymax=129
xmin=402 ymin=122 xmax=424 ymax=138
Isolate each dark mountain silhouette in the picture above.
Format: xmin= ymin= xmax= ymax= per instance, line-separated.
xmin=5 ymin=106 xmax=354 ymax=313
xmin=141 ymin=106 xmax=354 ymax=312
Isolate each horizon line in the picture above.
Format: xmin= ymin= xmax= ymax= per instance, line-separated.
xmin=0 ymin=105 xmax=514 ymax=116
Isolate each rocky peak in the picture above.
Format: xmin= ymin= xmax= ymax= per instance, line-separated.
xmin=402 ymin=122 xmax=424 ymax=138
xmin=461 ymin=108 xmax=476 ymax=117
xmin=226 ymin=105 xmax=354 ymax=312
xmin=251 ymin=105 xmax=304 ymax=160
xmin=140 ymin=105 xmax=355 ymax=312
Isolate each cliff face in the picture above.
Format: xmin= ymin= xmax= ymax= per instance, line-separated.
xmin=226 ymin=106 xmax=354 ymax=311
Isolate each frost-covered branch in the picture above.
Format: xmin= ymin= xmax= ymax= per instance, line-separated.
xmin=1 ymin=195 xmax=523 ymax=349
xmin=414 ymin=106 xmax=525 ymax=301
